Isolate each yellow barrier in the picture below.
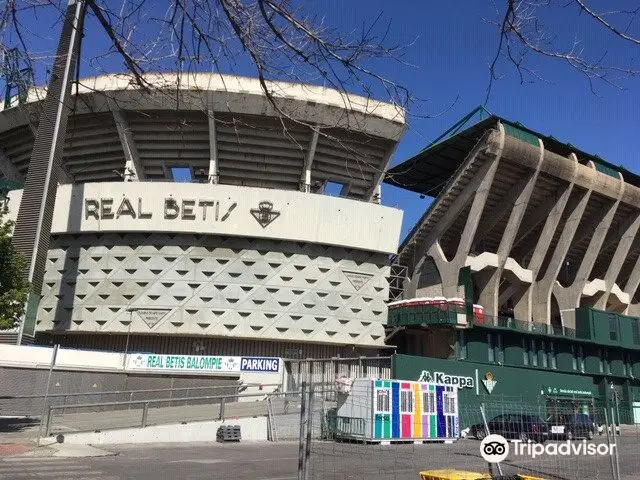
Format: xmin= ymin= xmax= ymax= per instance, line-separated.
xmin=419 ymin=469 xmax=491 ymax=480
xmin=419 ymin=470 xmax=546 ymax=480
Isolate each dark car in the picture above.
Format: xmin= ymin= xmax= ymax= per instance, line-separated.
xmin=547 ymin=413 xmax=596 ymax=440
xmin=469 ymin=414 xmax=548 ymax=443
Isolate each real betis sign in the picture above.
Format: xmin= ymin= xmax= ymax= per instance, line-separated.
xmin=126 ymin=354 xmax=280 ymax=374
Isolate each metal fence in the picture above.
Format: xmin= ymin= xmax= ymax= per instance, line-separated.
xmin=0 ymin=383 xmax=280 ymax=417
xmin=43 ymin=389 xmax=301 ymax=438
xmin=297 ymin=382 xmax=640 ymax=480
xmin=284 ymin=357 xmax=392 ymax=395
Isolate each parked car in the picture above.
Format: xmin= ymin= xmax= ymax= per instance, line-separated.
xmin=469 ymin=414 xmax=548 ymax=443
xmin=547 ymin=413 xmax=596 ymax=440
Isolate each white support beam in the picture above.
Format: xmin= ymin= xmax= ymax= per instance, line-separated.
xmin=207 ymin=110 xmax=219 ymax=184
xmin=408 ymin=128 xmax=504 ymax=280
xmin=109 ymin=99 xmax=144 ymax=182
xmin=477 ymin=138 xmax=544 ymax=317
xmin=300 ymin=128 xmax=319 ymax=193
xmin=366 ymin=142 xmax=398 ymax=203
xmin=472 ymin=172 xmax=535 ymax=250
xmin=0 ymin=147 xmax=23 ymax=182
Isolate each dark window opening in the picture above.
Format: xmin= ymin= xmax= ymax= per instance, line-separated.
xmin=632 ymin=320 xmax=640 ymax=345
xmin=609 ymin=315 xmax=618 ymax=342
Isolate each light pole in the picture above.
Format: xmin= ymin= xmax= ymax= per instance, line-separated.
xmin=13 ymin=0 xmax=87 ymax=345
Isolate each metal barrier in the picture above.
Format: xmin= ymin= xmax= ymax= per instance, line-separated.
xmin=43 ymin=389 xmax=303 ymax=437
xmin=0 ymin=383 xmax=282 ymax=417
xmin=284 ymin=357 xmax=392 ymax=394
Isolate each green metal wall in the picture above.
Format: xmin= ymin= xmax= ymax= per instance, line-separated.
xmin=392 ymin=353 xmax=639 ymax=427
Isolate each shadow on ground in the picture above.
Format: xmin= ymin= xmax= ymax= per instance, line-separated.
xmin=0 ymin=417 xmax=40 ymax=433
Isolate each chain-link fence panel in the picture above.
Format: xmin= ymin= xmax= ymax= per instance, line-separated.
xmin=298 ymin=385 xmax=635 ymax=480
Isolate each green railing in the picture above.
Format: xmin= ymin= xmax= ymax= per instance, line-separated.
xmin=477 ymin=314 xmax=579 ymax=338
xmin=335 ymin=416 xmax=366 ymax=437
xmin=387 ymin=304 xmax=464 ymax=327
xmin=386 ymin=304 xmax=586 ymax=340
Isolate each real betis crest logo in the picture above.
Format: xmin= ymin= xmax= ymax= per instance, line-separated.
xmin=250 ymin=201 xmax=280 ymax=228
xmin=482 ymin=372 xmax=497 ymax=394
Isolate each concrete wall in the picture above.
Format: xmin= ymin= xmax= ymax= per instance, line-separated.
xmin=60 ymin=416 xmax=269 ymax=445
xmin=8 ymin=182 xmax=402 ymax=254
xmin=6 ymin=182 xmax=401 ymax=349
xmin=0 ymin=344 xmax=282 ymax=415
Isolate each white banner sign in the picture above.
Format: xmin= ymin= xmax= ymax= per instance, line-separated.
xmin=125 ymin=353 xmax=281 ymax=374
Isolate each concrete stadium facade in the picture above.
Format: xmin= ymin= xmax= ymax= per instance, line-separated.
xmin=0 ymin=73 xmax=406 ymax=357
xmin=388 ymin=116 xmax=640 ymax=330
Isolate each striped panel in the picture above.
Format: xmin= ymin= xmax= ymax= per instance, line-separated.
xmin=429 ymin=384 xmax=436 ymax=438
xmin=436 ymin=385 xmax=445 ymax=438
xmin=448 ymin=387 xmax=457 ymax=437
xmin=384 ymin=414 xmax=391 ymax=438
xmin=413 ymin=383 xmax=422 ymax=438
xmin=374 ymin=414 xmax=383 ymax=439
xmin=391 ymin=381 xmax=400 ymax=438
xmin=401 ymin=414 xmax=412 ymax=438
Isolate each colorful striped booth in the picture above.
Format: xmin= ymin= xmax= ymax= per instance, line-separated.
xmin=335 ymin=378 xmax=459 ymax=443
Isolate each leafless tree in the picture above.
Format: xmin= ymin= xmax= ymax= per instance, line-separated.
xmin=1 ymin=1 xmax=640 ymax=135
xmin=0 ymin=1 xmax=413 ymax=118
xmin=486 ymin=0 xmax=640 ymax=101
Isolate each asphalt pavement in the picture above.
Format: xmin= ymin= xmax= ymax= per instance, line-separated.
xmin=1 ymin=436 xmax=640 ymax=480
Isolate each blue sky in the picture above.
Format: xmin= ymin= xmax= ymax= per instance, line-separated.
xmin=9 ymin=0 xmax=640 ymax=240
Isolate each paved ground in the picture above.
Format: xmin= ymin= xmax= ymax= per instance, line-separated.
xmin=1 ymin=435 xmax=639 ymax=479
xmin=0 ymin=442 xmax=299 ymax=480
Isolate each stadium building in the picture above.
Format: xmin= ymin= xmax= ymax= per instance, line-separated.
xmin=385 ymin=109 xmax=640 ymax=422
xmin=0 ymin=73 xmax=406 ymax=358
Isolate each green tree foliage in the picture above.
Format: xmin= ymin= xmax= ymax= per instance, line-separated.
xmin=0 ymin=203 xmax=30 ymax=330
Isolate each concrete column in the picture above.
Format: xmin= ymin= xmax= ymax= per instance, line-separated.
xmin=477 ymin=138 xmax=544 ymax=317
xmin=623 ymin=254 xmax=640 ymax=315
xmin=207 ymin=110 xmax=219 ymax=184
xmin=531 ymin=161 xmax=596 ymax=324
xmin=109 ymin=99 xmax=144 ymax=182
xmin=472 ymin=171 xmax=538 ymax=251
xmin=409 ymin=127 xmax=505 ymax=281
xmin=300 ymin=129 xmax=319 ymax=193
xmin=553 ymin=169 xmax=623 ymax=327
xmin=366 ymin=143 xmax=398 ymax=202
xmin=510 ymin=155 xmax=579 ymax=322
xmin=593 ymin=209 xmax=640 ymax=310
xmin=414 ymin=124 xmax=506 ymax=299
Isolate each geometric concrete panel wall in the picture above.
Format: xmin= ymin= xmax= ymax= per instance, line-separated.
xmin=38 ymin=233 xmax=391 ymax=347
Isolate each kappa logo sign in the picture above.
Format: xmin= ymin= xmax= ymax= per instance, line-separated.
xmin=418 ymin=370 xmax=474 ymax=389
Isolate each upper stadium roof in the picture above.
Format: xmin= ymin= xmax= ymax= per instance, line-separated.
xmin=385 ymin=105 xmax=640 ymax=197
xmin=0 ymin=73 xmax=406 ymax=198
